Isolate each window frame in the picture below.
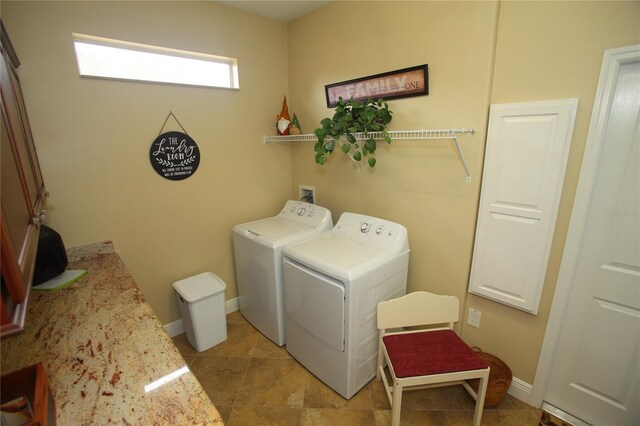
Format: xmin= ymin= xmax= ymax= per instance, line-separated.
xmin=72 ymin=33 xmax=239 ymax=90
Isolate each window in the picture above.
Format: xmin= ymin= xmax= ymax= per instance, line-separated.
xmin=72 ymin=34 xmax=239 ymax=89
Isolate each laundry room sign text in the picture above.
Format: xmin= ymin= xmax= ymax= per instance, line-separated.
xmin=325 ymin=64 xmax=428 ymax=108
xmin=149 ymin=131 xmax=200 ymax=180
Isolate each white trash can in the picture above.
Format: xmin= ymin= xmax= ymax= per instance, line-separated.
xmin=173 ymin=272 xmax=227 ymax=352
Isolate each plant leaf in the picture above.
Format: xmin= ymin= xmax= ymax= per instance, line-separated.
xmin=368 ymin=157 xmax=376 ymax=167
xmin=353 ymin=151 xmax=362 ymax=161
xmin=325 ymin=139 xmax=335 ymax=152
xmin=382 ymin=129 xmax=391 ymax=144
xmin=346 ymin=133 xmax=356 ymax=143
xmin=341 ymin=143 xmax=350 ymax=153
xmin=365 ymin=138 xmax=377 ymax=153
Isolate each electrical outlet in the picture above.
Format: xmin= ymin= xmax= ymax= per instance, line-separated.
xmin=467 ymin=308 xmax=481 ymax=328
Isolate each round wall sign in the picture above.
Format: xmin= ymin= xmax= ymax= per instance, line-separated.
xmin=149 ymin=131 xmax=200 ymax=180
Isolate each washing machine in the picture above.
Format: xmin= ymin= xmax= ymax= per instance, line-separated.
xmin=232 ymin=200 xmax=332 ymax=346
xmin=282 ymin=212 xmax=410 ymax=399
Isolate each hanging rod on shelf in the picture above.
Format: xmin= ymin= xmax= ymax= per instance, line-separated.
xmin=263 ymin=128 xmax=475 ymax=182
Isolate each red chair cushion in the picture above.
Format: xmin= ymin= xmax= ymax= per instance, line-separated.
xmin=382 ymin=329 xmax=488 ymax=378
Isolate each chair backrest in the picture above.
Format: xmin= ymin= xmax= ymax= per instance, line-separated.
xmin=377 ymin=291 xmax=459 ymax=330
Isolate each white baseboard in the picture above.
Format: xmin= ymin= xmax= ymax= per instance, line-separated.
xmin=164 ymin=318 xmax=185 ymax=338
xmin=164 ymin=297 xmax=239 ymax=338
xmin=225 ymin=296 xmax=239 ymax=314
xmin=508 ymin=377 xmax=534 ymax=406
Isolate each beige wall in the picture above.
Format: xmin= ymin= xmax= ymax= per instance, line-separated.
xmin=4 ymin=0 xmax=639 ymax=386
xmin=288 ymin=0 xmax=639 ymax=384
xmin=288 ymin=0 xmax=500 ymax=302
xmin=466 ymin=0 xmax=640 ymax=384
xmin=2 ymin=1 xmax=292 ymax=324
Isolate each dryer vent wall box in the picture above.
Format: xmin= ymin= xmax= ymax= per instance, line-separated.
xmin=298 ymin=185 xmax=316 ymax=204
xmin=282 ymin=212 xmax=410 ymax=399
xmin=232 ymin=200 xmax=333 ymax=346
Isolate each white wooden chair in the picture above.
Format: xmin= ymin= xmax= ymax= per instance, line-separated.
xmin=376 ymin=291 xmax=490 ymax=426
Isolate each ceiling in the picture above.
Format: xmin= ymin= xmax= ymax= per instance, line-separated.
xmin=216 ymin=0 xmax=331 ymax=23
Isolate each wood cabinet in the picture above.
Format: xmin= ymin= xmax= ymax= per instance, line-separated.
xmin=1 ymin=363 xmax=56 ymax=425
xmin=1 ymin=22 xmax=46 ymax=338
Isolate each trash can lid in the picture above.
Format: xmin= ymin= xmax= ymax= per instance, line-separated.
xmin=172 ymin=272 xmax=226 ymax=302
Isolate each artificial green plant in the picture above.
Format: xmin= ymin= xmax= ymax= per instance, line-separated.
xmin=313 ymin=97 xmax=393 ymax=168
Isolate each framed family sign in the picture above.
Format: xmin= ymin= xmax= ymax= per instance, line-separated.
xmin=325 ymin=64 xmax=428 ymax=108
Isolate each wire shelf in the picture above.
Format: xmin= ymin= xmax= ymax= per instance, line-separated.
xmin=263 ymin=128 xmax=475 ymax=143
xmin=263 ymin=128 xmax=475 ymax=182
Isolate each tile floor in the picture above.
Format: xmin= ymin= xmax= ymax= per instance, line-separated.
xmin=172 ymin=311 xmax=542 ymax=425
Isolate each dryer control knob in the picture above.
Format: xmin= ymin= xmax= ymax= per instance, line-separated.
xmin=308 ymin=210 xmax=315 ymax=217
xmin=376 ymin=226 xmax=384 ymax=235
xmin=360 ymin=222 xmax=371 ymax=233
xmin=297 ymin=208 xmax=306 ymax=216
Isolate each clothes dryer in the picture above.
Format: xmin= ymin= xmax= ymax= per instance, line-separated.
xmin=282 ymin=212 xmax=409 ymax=399
xmin=232 ymin=201 xmax=332 ymax=346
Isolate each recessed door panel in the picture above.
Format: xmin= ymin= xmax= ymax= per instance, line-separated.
xmin=568 ymin=299 xmax=639 ymax=405
xmin=495 ymin=114 xmax=560 ymax=208
xmin=474 ymin=211 xmax=541 ymax=307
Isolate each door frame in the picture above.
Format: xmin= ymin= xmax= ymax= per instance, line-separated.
xmin=530 ymin=44 xmax=640 ymax=408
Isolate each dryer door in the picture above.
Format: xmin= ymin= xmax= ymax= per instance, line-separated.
xmin=283 ymin=258 xmax=345 ymax=352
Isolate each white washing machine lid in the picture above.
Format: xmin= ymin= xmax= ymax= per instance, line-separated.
xmin=282 ymin=212 xmax=409 ymax=281
xmin=233 ymin=217 xmax=318 ymax=248
xmin=282 ymin=233 xmax=401 ymax=281
xmin=232 ymin=200 xmax=333 ymax=248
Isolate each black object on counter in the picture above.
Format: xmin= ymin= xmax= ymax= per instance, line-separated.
xmin=32 ymin=225 xmax=67 ymax=286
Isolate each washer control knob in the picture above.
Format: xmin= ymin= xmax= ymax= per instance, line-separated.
xmin=360 ymin=222 xmax=371 ymax=233
xmin=308 ymin=210 xmax=315 ymax=217
xmin=290 ymin=207 xmax=296 ymax=212
xmin=297 ymin=207 xmax=306 ymax=216
xmin=376 ymin=226 xmax=384 ymax=235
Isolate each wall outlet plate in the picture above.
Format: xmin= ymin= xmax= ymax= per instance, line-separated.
xmin=468 ymin=308 xmax=481 ymax=328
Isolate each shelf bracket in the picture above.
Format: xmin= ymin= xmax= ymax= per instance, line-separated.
xmin=452 ymin=134 xmax=472 ymax=182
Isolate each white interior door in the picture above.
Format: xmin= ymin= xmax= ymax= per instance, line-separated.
xmin=540 ymin=46 xmax=640 ymax=425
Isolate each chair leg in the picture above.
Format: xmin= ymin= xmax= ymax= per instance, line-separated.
xmin=472 ymin=374 xmax=489 ymax=426
xmin=391 ymin=380 xmax=403 ymax=426
xmin=377 ymin=332 xmax=384 ymax=380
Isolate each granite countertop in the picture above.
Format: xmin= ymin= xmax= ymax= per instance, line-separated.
xmin=1 ymin=241 xmax=222 ymax=425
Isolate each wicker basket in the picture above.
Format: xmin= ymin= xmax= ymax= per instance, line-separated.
xmin=467 ymin=348 xmax=512 ymax=407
